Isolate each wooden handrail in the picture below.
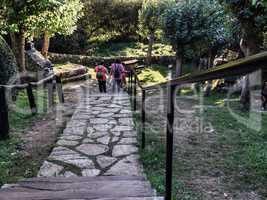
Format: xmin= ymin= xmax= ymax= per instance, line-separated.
xmin=144 ymin=51 xmax=267 ymax=90
xmin=0 ymin=75 xmax=55 ymax=90
xmin=130 ymin=51 xmax=267 ymax=200
xmin=123 ymin=59 xmax=139 ymax=65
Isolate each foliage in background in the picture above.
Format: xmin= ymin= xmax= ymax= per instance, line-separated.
xmin=89 ymin=42 xmax=174 ymax=57
xmin=138 ymin=0 xmax=171 ymax=64
xmin=161 ymin=0 xmax=227 ymax=77
xmin=46 ymin=0 xmax=143 ymax=54
xmin=218 ymin=0 xmax=267 ymax=108
xmin=0 ymin=0 xmax=64 ymax=71
xmin=219 ymin=0 xmax=267 ymax=56
xmin=32 ymin=0 xmax=84 ymax=58
xmin=80 ymin=0 xmax=142 ymax=42
xmin=33 ymin=0 xmax=83 ymax=37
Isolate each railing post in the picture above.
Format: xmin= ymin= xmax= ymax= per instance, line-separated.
xmin=55 ymin=76 xmax=65 ymax=104
xmin=130 ymin=71 xmax=133 ymax=96
xmin=0 ymin=87 xmax=9 ymax=140
xmin=47 ymin=79 xmax=55 ymax=109
xmin=134 ymin=74 xmax=137 ymax=111
xmin=165 ymin=84 xmax=176 ymax=200
xmin=131 ymin=71 xmax=133 ymax=96
xmin=128 ymin=71 xmax=131 ymax=94
xmin=26 ymin=83 xmax=37 ymax=115
xmin=141 ymin=89 xmax=146 ymax=149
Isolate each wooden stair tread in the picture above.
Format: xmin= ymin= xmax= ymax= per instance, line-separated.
xmin=0 ymin=176 xmax=158 ymax=200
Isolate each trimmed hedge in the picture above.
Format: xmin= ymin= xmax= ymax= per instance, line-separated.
xmin=48 ymin=53 xmax=175 ymax=67
xmin=0 ymin=36 xmax=18 ymax=85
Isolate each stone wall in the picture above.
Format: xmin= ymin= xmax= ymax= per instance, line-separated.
xmin=48 ymin=53 xmax=175 ymax=67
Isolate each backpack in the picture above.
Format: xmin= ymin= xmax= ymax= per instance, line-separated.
xmin=114 ymin=64 xmax=121 ymax=79
xmin=96 ymin=66 xmax=104 ymax=79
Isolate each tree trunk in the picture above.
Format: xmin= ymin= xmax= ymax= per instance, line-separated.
xmin=10 ymin=33 xmax=20 ymax=64
xmin=18 ymin=30 xmax=26 ymax=72
xmin=204 ymin=52 xmax=215 ymax=97
xmin=175 ymin=52 xmax=182 ymax=77
xmin=147 ymin=34 xmax=154 ymax=65
xmin=239 ymin=36 xmax=260 ymax=109
xmin=41 ymin=31 xmax=50 ymax=59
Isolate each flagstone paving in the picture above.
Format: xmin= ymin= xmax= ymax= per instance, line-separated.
xmin=38 ymin=87 xmax=143 ymax=178
xmin=1 ymin=82 xmax=164 ymax=200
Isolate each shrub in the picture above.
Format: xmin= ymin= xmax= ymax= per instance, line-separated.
xmin=0 ymin=36 xmax=18 ymax=85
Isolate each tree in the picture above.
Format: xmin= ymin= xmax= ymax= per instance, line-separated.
xmin=80 ymin=0 xmax=142 ymax=42
xmin=219 ymin=0 xmax=267 ymax=107
xmin=138 ymin=0 xmax=169 ymax=64
xmin=0 ymin=0 xmax=63 ymax=71
xmin=32 ymin=0 xmax=83 ymax=58
xmin=196 ymin=1 xmax=230 ymax=96
xmin=161 ymin=1 xmax=222 ymax=77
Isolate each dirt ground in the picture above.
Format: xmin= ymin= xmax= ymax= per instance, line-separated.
xmin=143 ymin=92 xmax=266 ymax=200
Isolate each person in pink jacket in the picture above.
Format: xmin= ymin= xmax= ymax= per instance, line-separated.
xmin=110 ymin=59 xmax=125 ymax=93
xmin=95 ymin=62 xmax=108 ymax=93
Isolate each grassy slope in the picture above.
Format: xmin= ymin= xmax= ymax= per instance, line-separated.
xmin=203 ymin=93 xmax=267 ymax=195
xmin=137 ymin=64 xmax=168 ymax=86
xmin=134 ymin=66 xmax=201 ymax=199
xmin=134 ymin=66 xmax=267 ymax=198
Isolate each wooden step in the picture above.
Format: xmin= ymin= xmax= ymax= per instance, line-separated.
xmin=0 ymin=176 xmax=159 ymax=200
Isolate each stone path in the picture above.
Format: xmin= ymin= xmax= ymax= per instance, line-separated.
xmin=38 ymin=86 xmax=143 ymax=178
xmin=0 ymin=83 xmax=163 ymax=200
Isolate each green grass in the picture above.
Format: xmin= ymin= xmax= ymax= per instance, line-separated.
xmin=203 ymin=92 xmax=267 ymax=194
xmin=133 ymin=112 xmax=202 ymax=200
xmin=89 ymin=42 xmax=175 ymax=57
xmin=134 ymin=88 xmax=267 ymax=198
xmin=8 ymin=89 xmax=49 ymax=131
xmin=0 ymin=137 xmax=20 ymax=186
xmin=137 ymin=64 xmax=168 ymax=86
xmin=0 ymin=89 xmax=51 ymax=186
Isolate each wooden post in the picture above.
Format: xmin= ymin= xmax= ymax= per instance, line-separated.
xmin=47 ymin=80 xmax=55 ymax=109
xmin=55 ymin=76 xmax=64 ymax=103
xmin=0 ymin=87 xmax=9 ymax=140
xmin=141 ymin=89 xmax=146 ymax=149
xmin=26 ymin=83 xmax=37 ymax=115
xmin=165 ymin=84 xmax=175 ymax=200
xmin=130 ymin=71 xmax=133 ymax=95
xmin=134 ymin=74 xmax=137 ymax=111
xmin=128 ymin=71 xmax=131 ymax=94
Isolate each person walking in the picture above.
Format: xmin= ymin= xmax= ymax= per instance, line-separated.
xmin=95 ymin=62 xmax=108 ymax=93
xmin=110 ymin=59 xmax=125 ymax=93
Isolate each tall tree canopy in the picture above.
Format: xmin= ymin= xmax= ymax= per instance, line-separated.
xmin=219 ymin=0 xmax=267 ymax=108
xmin=0 ymin=0 xmax=64 ymax=71
xmin=81 ymin=0 xmax=142 ymax=41
xmin=161 ymin=0 xmax=226 ymax=77
xmin=219 ymin=0 xmax=267 ymax=56
xmin=32 ymin=0 xmax=84 ymax=58
xmin=138 ymin=0 xmax=170 ymax=64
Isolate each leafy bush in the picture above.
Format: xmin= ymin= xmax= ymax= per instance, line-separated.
xmin=0 ymin=36 xmax=18 ymax=84
xmin=90 ymin=42 xmax=174 ymax=57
